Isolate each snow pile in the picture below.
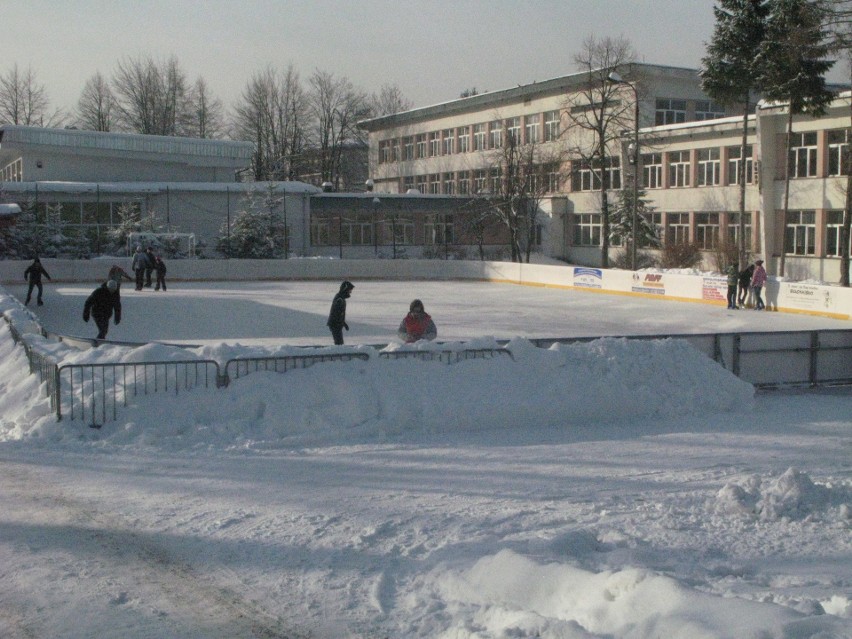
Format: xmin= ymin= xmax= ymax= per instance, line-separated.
xmin=1 ymin=329 xmax=755 ymax=449
xmin=419 ymin=548 xmax=841 ymax=638
xmin=715 ymin=467 xmax=850 ymax=523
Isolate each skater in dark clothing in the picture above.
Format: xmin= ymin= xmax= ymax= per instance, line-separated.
xmin=725 ymin=264 xmax=739 ymax=310
xmin=327 ymin=280 xmax=354 ymax=345
xmin=144 ymin=247 xmax=156 ymax=288
xmin=108 ymin=264 xmax=133 ymax=289
xmin=154 ymin=256 xmax=167 ymax=291
xmin=738 ymin=263 xmax=755 ymax=308
xmin=397 ymin=299 xmax=437 ymax=342
xmin=131 ymin=246 xmax=149 ymax=290
xmin=83 ymin=280 xmax=122 ymax=340
xmin=24 ymin=257 xmax=51 ymax=306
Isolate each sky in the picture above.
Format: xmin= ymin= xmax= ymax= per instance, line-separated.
xmin=9 ymin=0 xmax=847 ymax=124
xmin=0 ymin=279 xmax=850 ymax=637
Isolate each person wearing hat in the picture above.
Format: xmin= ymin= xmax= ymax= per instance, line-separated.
xmin=751 ymin=259 xmax=767 ymax=311
xmin=23 ymin=256 xmax=51 ymax=306
xmin=108 ymin=264 xmax=133 ymax=289
xmin=327 ymin=280 xmax=354 ymax=345
xmin=83 ymin=280 xmax=122 ymax=340
xmin=397 ymin=299 xmax=437 ymax=343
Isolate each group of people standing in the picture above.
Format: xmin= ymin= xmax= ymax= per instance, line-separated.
xmin=132 ymin=246 xmax=167 ymax=291
xmin=726 ymin=259 xmax=767 ymax=311
xmin=325 ymin=280 xmax=438 ymax=345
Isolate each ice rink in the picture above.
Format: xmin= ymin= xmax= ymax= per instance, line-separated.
xmin=7 ymin=277 xmax=850 ymax=346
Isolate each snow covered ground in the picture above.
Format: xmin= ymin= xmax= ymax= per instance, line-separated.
xmin=0 ymin=279 xmax=850 ymax=639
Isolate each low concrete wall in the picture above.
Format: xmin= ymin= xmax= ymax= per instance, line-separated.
xmin=2 ymin=258 xmax=850 ymax=320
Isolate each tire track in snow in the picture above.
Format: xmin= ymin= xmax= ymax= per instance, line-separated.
xmin=0 ymin=461 xmax=308 ymax=639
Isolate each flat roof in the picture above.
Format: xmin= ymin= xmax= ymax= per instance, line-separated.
xmin=0 ymin=125 xmax=254 ymax=161
xmin=358 ymin=63 xmax=701 ymax=131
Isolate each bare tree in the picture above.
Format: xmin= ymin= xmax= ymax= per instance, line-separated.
xmin=477 ymin=114 xmax=566 ymax=262
xmin=564 ymin=36 xmax=636 ymax=268
xmin=187 ymin=77 xmax=225 ymax=139
xmin=308 ymin=69 xmax=370 ymax=189
xmin=233 ymin=64 xmax=309 ymax=181
xmin=367 ymin=83 xmax=413 ymax=117
xmin=76 ymin=72 xmax=114 ymax=131
xmin=111 ymin=55 xmax=193 ymax=136
xmin=0 ymin=64 xmax=63 ymax=126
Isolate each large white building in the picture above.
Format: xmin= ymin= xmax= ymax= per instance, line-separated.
xmin=359 ymin=63 xmax=851 ymax=281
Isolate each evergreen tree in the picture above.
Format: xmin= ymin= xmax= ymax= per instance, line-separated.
xmin=610 ymin=186 xmax=660 ymax=255
xmin=701 ymin=0 xmax=770 ymax=269
xmin=217 ymin=188 xmax=288 ymax=259
xmin=757 ymin=0 xmax=835 ymax=275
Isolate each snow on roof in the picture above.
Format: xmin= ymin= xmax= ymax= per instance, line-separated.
xmin=0 ymin=181 xmax=321 ymax=195
xmin=0 ymin=203 xmax=22 ymax=217
xmin=0 ymin=125 xmax=254 ymax=161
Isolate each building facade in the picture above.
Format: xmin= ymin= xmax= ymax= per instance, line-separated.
xmin=358 ymin=63 xmax=851 ymax=281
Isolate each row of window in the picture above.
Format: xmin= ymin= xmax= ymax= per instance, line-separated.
xmin=377 ymin=99 xmax=729 ymax=164
xmin=391 ymin=128 xmax=852 ymax=195
xmin=311 ymin=213 xmax=456 ymax=246
xmin=378 ymin=112 xmax=564 ymax=163
xmin=573 ymin=209 xmax=851 ymax=258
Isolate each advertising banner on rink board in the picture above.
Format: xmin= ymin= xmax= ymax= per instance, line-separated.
xmin=782 ymin=283 xmax=832 ymax=311
xmin=702 ymin=276 xmax=728 ymax=302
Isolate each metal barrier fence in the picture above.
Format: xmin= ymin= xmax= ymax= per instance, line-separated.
xmin=529 ymin=329 xmax=852 ymax=388
xmin=4 ymin=312 xmax=851 ymax=429
xmin=57 ymin=360 xmax=221 ymax=427
xmin=378 ymin=348 xmax=515 ymax=364
xmin=222 ymin=352 xmax=370 ymax=386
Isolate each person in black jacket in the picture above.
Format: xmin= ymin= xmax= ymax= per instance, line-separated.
xmin=154 ymin=256 xmax=167 ymax=291
xmin=83 ymin=280 xmax=122 ymax=340
xmin=738 ymin=263 xmax=755 ymax=308
xmin=24 ymin=257 xmax=51 ymax=306
xmin=144 ymin=246 xmax=156 ymax=288
xmin=326 ymin=280 xmax=354 ymax=345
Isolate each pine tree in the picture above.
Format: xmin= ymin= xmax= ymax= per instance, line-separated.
xmin=217 ymin=188 xmax=288 ymax=259
xmin=701 ymin=0 xmax=770 ymax=270
xmin=757 ymin=0 xmax=835 ymax=276
xmin=610 ymin=186 xmax=660 ymax=265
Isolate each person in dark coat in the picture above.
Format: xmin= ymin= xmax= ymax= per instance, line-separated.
xmin=738 ymin=263 xmax=755 ymax=308
xmin=327 ymin=280 xmax=354 ymax=345
xmin=83 ymin=280 xmax=122 ymax=340
xmin=108 ymin=264 xmax=133 ymax=289
xmin=24 ymin=257 xmax=51 ymax=306
xmin=144 ymin=246 xmax=156 ymax=288
xmin=154 ymin=256 xmax=167 ymax=291
xmin=131 ymin=246 xmax=149 ymax=291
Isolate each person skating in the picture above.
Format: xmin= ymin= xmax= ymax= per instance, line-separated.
xmin=23 ymin=257 xmax=51 ymax=306
xmin=751 ymin=259 xmax=767 ymax=310
xmin=738 ymin=263 xmax=755 ymax=308
xmin=397 ymin=299 xmax=437 ymax=342
xmin=327 ymin=280 xmax=354 ymax=345
xmin=154 ymin=256 xmax=167 ymax=291
xmin=108 ymin=264 xmax=133 ymax=289
xmin=144 ymin=246 xmax=156 ymax=288
xmin=725 ymin=264 xmax=738 ymax=310
xmin=131 ymin=246 xmax=150 ymax=291
xmin=83 ymin=280 xmax=122 ymax=340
